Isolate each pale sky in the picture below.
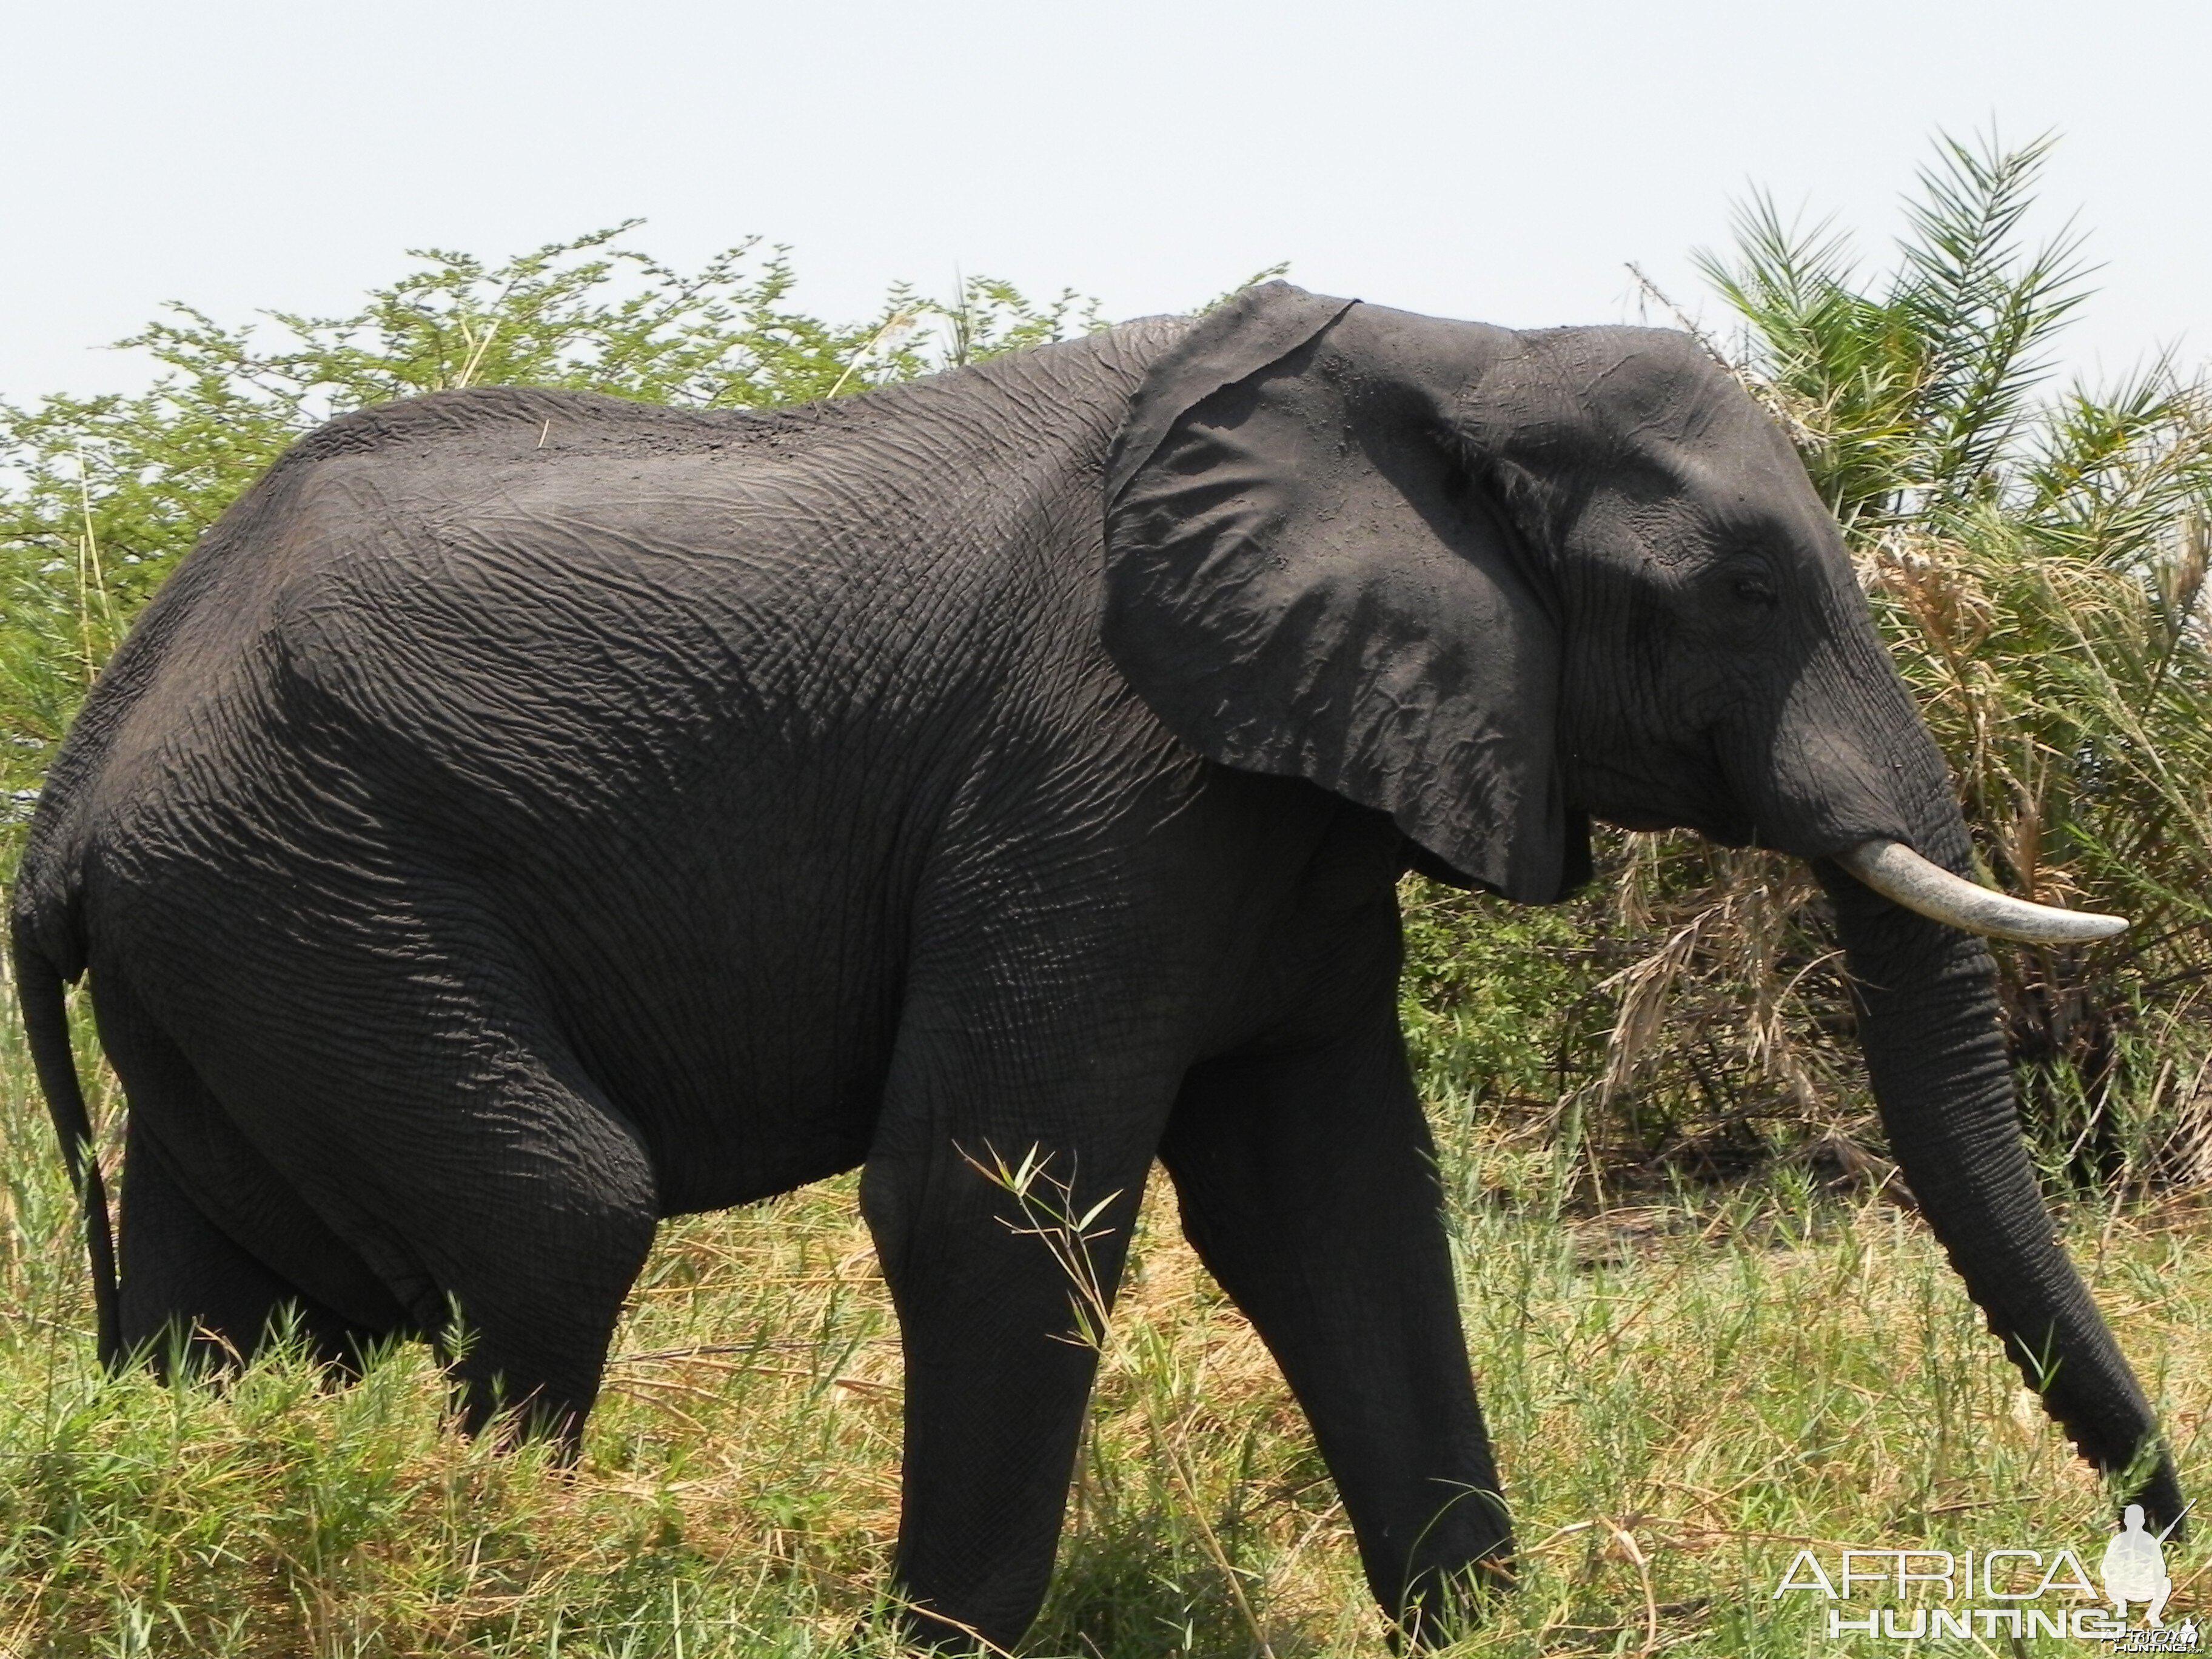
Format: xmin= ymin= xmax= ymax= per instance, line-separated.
xmin=5 ymin=0 xmax=2207 ymax=402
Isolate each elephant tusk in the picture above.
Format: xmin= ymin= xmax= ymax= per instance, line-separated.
xmin=1835 ymin=839 xmax=2128 ymax=945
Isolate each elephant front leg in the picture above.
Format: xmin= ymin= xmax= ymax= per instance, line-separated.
xmin=1159 ymin=1011 xmax=1513 ymax=1646
xmin=859 ymin=1008 xmax=1171 ymax=1652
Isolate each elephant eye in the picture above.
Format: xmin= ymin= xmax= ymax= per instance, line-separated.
xmin=1731 ymin=572 xmax=1778 ymax=608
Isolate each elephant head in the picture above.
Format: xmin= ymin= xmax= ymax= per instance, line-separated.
xmin=1103 ymin=281 xmax=2182 ymax=1527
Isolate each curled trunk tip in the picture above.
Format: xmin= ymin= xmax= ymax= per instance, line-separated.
xmin=1837 ymin=839 xmax=2127 ymax=945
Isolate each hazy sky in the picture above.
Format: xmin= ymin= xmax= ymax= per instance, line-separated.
xmin=6 ymin=0 xmax=2207 ymax=401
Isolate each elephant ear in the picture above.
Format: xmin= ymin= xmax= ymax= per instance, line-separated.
xmin=1104 ymin=283 xmax=1589 ymax=902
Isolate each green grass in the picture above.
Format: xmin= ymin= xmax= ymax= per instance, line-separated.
xmin=5 ymin=987 xmax=2204 ymax=1656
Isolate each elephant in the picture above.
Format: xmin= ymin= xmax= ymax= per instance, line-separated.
xmin=14 ymin=281 xmax=2184 ymax=1648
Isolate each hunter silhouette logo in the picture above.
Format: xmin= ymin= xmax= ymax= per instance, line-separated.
xmin=2105 ymin=1505 xmax=2175 ymax=1629
xmin=1771 ymin=1511 xmax=2197 ymax=1647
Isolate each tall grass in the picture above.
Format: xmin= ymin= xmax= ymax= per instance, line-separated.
xmin=5 ymin=993 xmax=2206 ymax=1652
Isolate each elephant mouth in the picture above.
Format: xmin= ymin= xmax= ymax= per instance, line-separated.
xmin=1698 ymin=813 xmax=1758 ymax=848
xmin=1572 ymin=802 xmax=1755 ymax=846
xmin=1566 ymin=746 xmax=1751 ymax=845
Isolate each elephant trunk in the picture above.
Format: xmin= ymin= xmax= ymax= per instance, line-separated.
xmin=1820 ymin=859 xmax=2183 ymax=1529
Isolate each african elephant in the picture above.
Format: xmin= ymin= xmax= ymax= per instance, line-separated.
xmin=15 ymin=281 xmax=2182 ymax=1648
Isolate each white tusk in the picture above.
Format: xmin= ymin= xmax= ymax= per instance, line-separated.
xmin=1836 ymin=839 xmax=2128 ymax=945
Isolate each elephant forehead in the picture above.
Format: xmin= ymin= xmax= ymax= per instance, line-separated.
xmin=1497 ymin=328 xmax=1755 ymax=452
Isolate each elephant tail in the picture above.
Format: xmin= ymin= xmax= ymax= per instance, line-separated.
xmin=13 ymin=934 xmax=120 ymax=1369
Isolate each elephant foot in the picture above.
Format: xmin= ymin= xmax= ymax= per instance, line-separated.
xmin=2131 ymin=1456 xmax=2189 ymax=1541
xmin=1389 ymin=1547 xmax=1517 ymax=1652
xmin=886 ymin=1601 xmax=1020 ymax=1656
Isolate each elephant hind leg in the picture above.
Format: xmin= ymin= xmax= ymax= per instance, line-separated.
xmin=95 ymin=925 xmax=659 ymax=1450
xmin=93 ymin=967 xmax=404 ymax=1376
xmin=117 ymin=1116 xmax=383 ymax=1378
xmin=229 ymin=1011 xmax=659 ymax=1450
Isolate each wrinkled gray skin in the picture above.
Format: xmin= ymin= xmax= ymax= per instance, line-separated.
xmin=14 ymin=283 xmax=2182 ymax=1649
